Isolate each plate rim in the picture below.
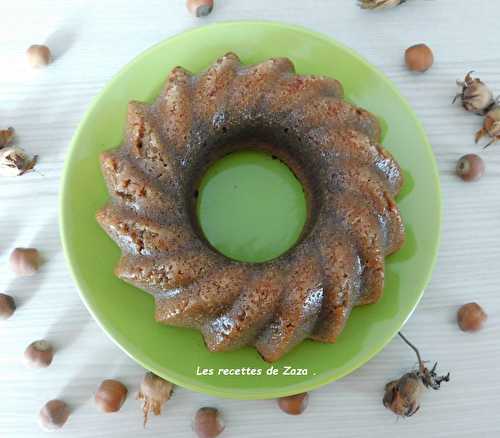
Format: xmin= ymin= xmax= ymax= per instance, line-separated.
xmin=60 ymin=20 xmax=442 ymax=399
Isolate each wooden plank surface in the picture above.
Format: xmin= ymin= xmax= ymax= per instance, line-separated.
xmin=1 ymin=0 xmax=499 ymax=436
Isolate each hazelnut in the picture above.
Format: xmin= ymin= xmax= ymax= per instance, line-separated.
xmin=95 ymin=379 xmax=128 ymax=413
xmin=277 ymin=392 xmax=309 ymax=415
xmin=39 ymin=399 xmax=70 ymax=431
xmin=456 ymin=154 xmax=485 ymax=182
xmin=26 ymin=44 xmax=52 ymax=68
xmin=187 ymin=0 xmax=214 ymax=17
xmin=383 ymin=372 xmax=424 ymax=417
xmin=138 ymin=372 xmax=174 ymax=425
xmin=457 ymin=302 xmax=487 ymax=332
xmin=454 ymin=72 xmax=495 ymax=115
xmin=24 ymin=340 xmax=54 ymax=368
xmin=193 ymin=407 xmax=225 ymax=438
xmin=9 ymin=248 xmax=41 ymax=276
xmin=0 ymin=293 xmax=16 ymax=320
xmin=405 ymin=44 xmax=434 ymax=72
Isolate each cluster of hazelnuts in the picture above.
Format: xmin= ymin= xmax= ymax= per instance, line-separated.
xmin=453 ymin=72 xmax=500 ymax=183
xmin=360 ymin=3 xmax=494 ymax=182
xmin=453 ymin=72 xmax=500 ymax=146
xmin=0 ymin=248 xmax=42 ymax=322
xmin=0 ymin=249 xmax=65 ymax=430
xmin=1 ymin=245 xmax=309 ymax=435
xmin=7 ymin=0 xmax=491 ymax=430
xmin=4 ymin=2 xmax=313 ymax=435
xmin=402 ymin=44 xmax=494 ymax=183
xmin=37 ymin=380 xmax=307 ymax=435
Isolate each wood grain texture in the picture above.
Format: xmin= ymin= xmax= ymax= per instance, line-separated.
xmin=1 ymin=0 xmax=499 ymax=436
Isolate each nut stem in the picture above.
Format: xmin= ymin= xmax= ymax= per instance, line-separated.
xmin=398 ymin=331 xmax=424 ymax=373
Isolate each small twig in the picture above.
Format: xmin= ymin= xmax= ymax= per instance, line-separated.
xmin=398 ymin=331 xmax=424 ymax=373
xmin=483 ymin=139 xmax=495 ymax=149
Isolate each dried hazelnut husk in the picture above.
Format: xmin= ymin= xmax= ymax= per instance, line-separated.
xmin=193 ymin=407 xmax=225 ymax=438
xmin=0 ymin=293 xmax=16 ymax=320
xmin=0 ymin=127 xmax=15 ymax=149
xmin=405 ymin=44 xmax=434 ymax=72
xmin=383 ymin=372 xmax=424 ymax=417
xmin=9 ymin=248 xmax=41 ymax=276
xmin=27 ymin=44 xmax=52 ymax=68
xmin=457 ymin=302 xmax=487 ymax=332
xmin=0 ymin=146 xmax=38 ymax=176
xmin=453 ymin=72 xmax=495 ymax=115
xmin=277 ymin=392 xmax=309 ymax=415
xmin=24 ymin=340 xmax=54 ymax=368
xmin=187 ymin=0 xmax=214 ymax=17
xmin=39 ymin=399 xmax=70 ymax=431
xmin=475 ymin=106 xmax=500 ymax=148
xmin=456 ymin=154 xmax=485 ymax=182
xmin=359 ymin=0 xmax=406 ymax=9
xmin=95 ymin=379 xmax=128 ymax=412
xmin=137 ymin=372 xmax=173 ymax=426
xmin=383 ymin=333 xmax=450 ymax=417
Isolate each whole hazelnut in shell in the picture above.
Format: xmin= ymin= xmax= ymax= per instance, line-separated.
xmin=405 ymin=44 xmax=434 ymax=72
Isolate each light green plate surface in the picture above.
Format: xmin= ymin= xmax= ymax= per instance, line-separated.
xmin=60 ymin=21 xmax=441 ymax=400
xmin=197 ymin=150 xmax=308 ymax=263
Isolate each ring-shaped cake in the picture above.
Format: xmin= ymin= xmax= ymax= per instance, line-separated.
xmin=96 ymin=53 xmax=405 ymax=362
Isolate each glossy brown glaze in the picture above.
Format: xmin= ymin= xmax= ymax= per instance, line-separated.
xmin=96 ymin=52 xmax=405 ymax=362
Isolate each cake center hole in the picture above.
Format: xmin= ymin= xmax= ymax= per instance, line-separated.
xmin=196 ymin=149 xmax=307 ymax=263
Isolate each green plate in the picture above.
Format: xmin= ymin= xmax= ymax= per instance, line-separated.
xmin=60 ymin=21 xmax=441 ymax=400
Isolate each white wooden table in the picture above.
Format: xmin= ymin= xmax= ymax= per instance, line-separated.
xmin=1 ymin=1 xmax=499 ymax=436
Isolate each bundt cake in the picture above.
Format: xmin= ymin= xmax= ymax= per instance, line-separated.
xmin=96 ymin=52 xmax=405 ymax=363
